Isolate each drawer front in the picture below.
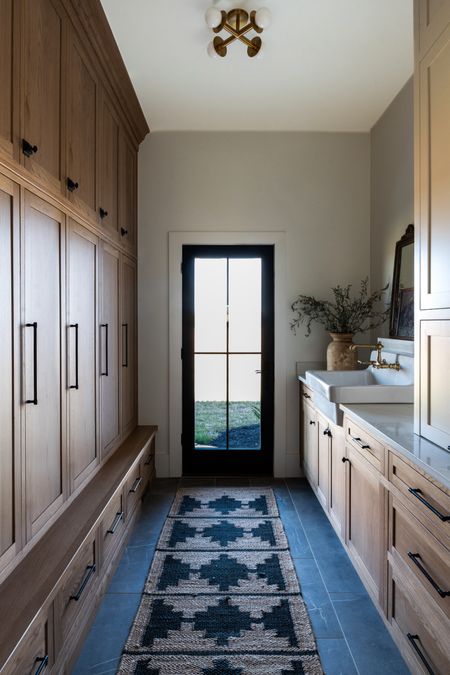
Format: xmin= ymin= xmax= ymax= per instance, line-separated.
xmin=389 ymin=566 xmax=450 ymax=675
xmin=57 ymin=535 xmax=97 ymax=641
xmin=126 ymin=462 xmax=144 ymax=514
xmin=390 ymin=494 xmax=450 ymax=620
xmin=100 ymin=489 xmax=125 ymax=564
xmin=345 ymin=417 xmax=384 ymax=472
xmin=3 ymin=614 xmax=51 ymax=675
xmin=389 ymin=452 xmax=450 ymax=548
xmin=301 ymin=383 xmax=314 ymax=405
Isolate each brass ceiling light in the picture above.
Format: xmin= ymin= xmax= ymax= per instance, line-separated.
xmin=205 ymin=7 xmax=272 ymax=58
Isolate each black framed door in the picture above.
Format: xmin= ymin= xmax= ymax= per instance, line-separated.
xmin=182 ymin=244 xmax=274 ymax=475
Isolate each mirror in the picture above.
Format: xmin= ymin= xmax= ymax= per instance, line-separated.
xmin=389 ymin=224 xmax=414 ymax=339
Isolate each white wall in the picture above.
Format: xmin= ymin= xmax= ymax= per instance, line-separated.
xmin=138 ymin=132 xmax=370 ymax=476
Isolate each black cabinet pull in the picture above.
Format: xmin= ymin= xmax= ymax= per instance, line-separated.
xmin=309 ymin=420 xmax=316 ymax=426
xmin=129 ymin=476 xmax=142 ymax=493
xmin=22 ymin=138 xmax=38 ymax=157
xmin=323 ymin=427 xmax=332 ymax=437
xmin=120 ymin=227 xmax=128 ymax=237
xmin=70 ymin=564 xmax=96 ymax=601
xmin=25 ymin=322 xmax=38 ymax=405
xmin=107 ymin=511 xmax=124 ymax=535
xmin=342 ymin=457 xmax=350 ymax=464
xmin=350 ymin=435 xmax=370 ymax=450
xmin=302 ymin=392 xmax=311 ymax=399
xmin=100 ymin=323 xmax=109 ymax=376
xmin=122 ymin=323 xmax=128 ymax=367
xmin=144 ymin=455 xmax=153 ymax=466
xmin=69 ymin=323 xmax=79 ymax=389
xmin=406 ymin=634 xmax=435 ymax=675
xmin=34 ymin=655 xmax=49 ymax=675
xmin=408 ymin=487 xmax=450 ymax=522
xmin=99 ymin=207 xmax=108 ymax=219
xmin=67 ymin=177 xmax=79 ymax=192
xmin=407 ymin=552 xmax=450 ymax=598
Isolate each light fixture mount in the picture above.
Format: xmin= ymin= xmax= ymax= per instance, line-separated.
xmin=205 ymin=7 xmax=271 ymax=58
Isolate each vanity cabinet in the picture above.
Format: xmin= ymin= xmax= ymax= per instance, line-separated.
xmin=301 ymin=393 xmax=318 ymax=488
xmin=316 ymin=414 xmax=330 ymax=509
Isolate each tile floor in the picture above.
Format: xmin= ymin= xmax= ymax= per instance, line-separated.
xmin=73 ymin=477 xmax=410 ymax=675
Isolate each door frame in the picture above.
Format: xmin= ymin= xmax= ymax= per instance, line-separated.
xmin=169 ymin=231 xmax=287 ymax=477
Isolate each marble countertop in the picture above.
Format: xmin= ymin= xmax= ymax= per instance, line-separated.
xmin=340 ymin=403 xmax=450 ymax=491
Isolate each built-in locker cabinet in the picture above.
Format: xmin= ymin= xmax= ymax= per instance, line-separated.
xmin=0 ymin=177 xmax=19 ymax=574
xmin=0 ymin=0 xmax=15 ymax=159
xmin=118 ymin=131 xmax=137 ymax=252
xmin=121 ymin=255 xmax=137 ymax=436
xmin=23 ymin=191 xmax=66 ymax=541
xmin=67 ymin=221 xmax=99 ymax=491
xmin=420 ymin=320 xmax=450 ymax=448
xmin=100 ymin=242 xmax=121 ymax=458
xmin=20 ymin=0 xmax=65 ymax=191
xmin=66 ymin=30 xmax=98 ymax=218
xmin=417 ymin=0 xmax=450 ymax=58
xmin=98 ymin=91 xmax=119 ymax=238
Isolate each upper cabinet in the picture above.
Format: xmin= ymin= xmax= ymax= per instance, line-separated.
xmin=0 ymin=0 xmax=15 ymax=159
xmin=20 ymin=0 xmax=65 ymax=191
xmin=98 ymin=91 xmax=119 ymax=237
xmin=417 ymin=0 xmax=450 ymax=58
xmin=118 ymin=131 xmax=137 ymax=253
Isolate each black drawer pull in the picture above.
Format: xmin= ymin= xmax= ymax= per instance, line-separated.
xmin=107 ymin=511 xmax=124 ymax=535
xmin=408 ymin=488 xmax=450 ymax=522
xmin=342 ymin=457 xmax=350 ymax=464
xmin=408 ymin=552 xmax=450 ymax=598
xmin=67 ymin=177 xmax=79 ymax=192
xmin=129 ymin=476 xmax=142 ymax=493
xmin=25 ymin=322 xmax=38 ymax=405
xmin=70 ymin=564 xmax=96 ymax=601
xmin=69 ymin=323 xmax=79 ymax=389
xmin=303 ymin=392 xmax=311 ymax=399
xmin=99 ymin=207 xmax=108 ymax=219
xmin=34 ymin=655 xmax=49 ymax=675
xmin=120 ymin=227 xmax=128 ymax=237
xmin=144 ymin=456 xmax=153 ymax=466
xmin=122 ymin=323 xmax=128 ymax=367
xmin=323 ymin=427 xmax=332 ymax=437
xmin=406 ymin=634 xmax=435 ymax=675
xmin=100 ymin=323 xmax=109 ymax=376
xmin=309 ymin=420 xmax=316 ymax=426
xmin=350 ymin=435 xmax=370 ymax=450
xmin=22 ymin=138 xmax=38 ymax=157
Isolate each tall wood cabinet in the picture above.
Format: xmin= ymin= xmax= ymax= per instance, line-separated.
xmin=121 ymin=255 xmax=137 ymax=436
xmin=0 ymin=0 xmax=15 ymax=160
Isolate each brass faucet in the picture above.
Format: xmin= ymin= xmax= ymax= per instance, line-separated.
xmin=349 ymin=341 xmax=400 ymax=371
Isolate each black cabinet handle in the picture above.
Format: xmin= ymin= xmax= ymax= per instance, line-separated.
xmin=144 ymin=455 xmax=153 ymax=466
xmin=309 ymin=420 xmax=316 ymax=426
xmin=350 ymin=435 xmax=370 ymax=450
xmin=100 ymin=323 xmax=109 ymax=376
xmin=69 ymin=323 xmax=79 ymax=389
xmin=67 ymin=177 xmax=79 ymax=192
xmin=408 ymin=488 xmax=450 ymax=522
xmin=70 ymin=564 xmax=96 ymax=601
xmin=120 ymin=227 xmax=128 ymax=237
xmin=303 ymin=392 xmax=311 ymax=399
xmin=129 ymin=476 xmax=142 ymax=493
xmin=406 ymin=634 xmax=435 ymax=675
xmin=342 ymin=457 xmax=350 ymax=464
xmin=323 ymin=427 xmax=332 ymax=437
xmin=99 ymin=207 xmax=108 ymax=219
xmin=34 ymin=655 xmax=49 ymax=675
xmin=407 ymin=552 xmax=450 ymax=598
xmin=25 ymin=322 xmax=38 ymax=405
xmin=22 ymin=138 xmax=38 ymax=157
xmin=107 ymin=511 xmax=124 ymax=535
xmin=122 ymin=323 xmax=128 ymax=367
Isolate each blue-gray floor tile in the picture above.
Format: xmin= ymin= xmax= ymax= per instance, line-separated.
xmin=282 ymin=511 xmax=313 ymax=558
xmin=215 ymin=477 xmax=251 ymax=486
xmin=149 ymin=478 xmax=180 ymax=493
xmin=314 ymin=550 xmax=367 ymax=595
xmin=293 ymin=558 xmax=343 ymax=639
xmin=108 ymin=545 xmax=156 ymax=593
xmin=316 ymin=638 xmax=358 ymax=675
xmin=332 ymin=593 xmax=410 ymax=674
xmin=179 ymin=477 xmax=217 ymax=486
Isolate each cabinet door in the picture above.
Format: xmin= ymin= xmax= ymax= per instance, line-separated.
xmin=100 ymin=242 xmax=120 ymax=457
xmin=66 ymin=31 xmax=98 ymax=217
xmin=317 ymin=415 xmax=330 ymax=509
xmin=0 ymin=0 xmax=15 ymax=159
xmin=67 ymin=221 xmax=99 ymax=491
xmin=345 ymin=445 xmax=385 ymax=604
xmin=118 ymin=131 xmax=137 ymax=252
xmin=420 ymin=320 xmax=450 ymax=448
xmin=121 ymin=255 xmax=137 ymax=436
xmin=419 ymin=23 xmax=450 ymax=309
xmin=329 ymin=424 xmax=345 ymax=539
xmin=417 ymin=0 xmax=450 ymax=59
xmin=0 ymin=177 xmax=20 ymax=573
xmin=21 ymin=0 xmax=65 ymax=190
xmin=23 ymin=192 xmax=65 ymax=540
xmin=98 ymin=91 xmax=119 ymax=237
xmin=302 ymin=402 xmax=318 ymax=488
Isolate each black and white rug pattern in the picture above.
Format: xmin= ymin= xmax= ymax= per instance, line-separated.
xmin=118 ymin=488 xmax=323 ymax=675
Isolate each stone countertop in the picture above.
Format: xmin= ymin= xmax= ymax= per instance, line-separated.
xmin=340 ymin=403 xmax=450 ymax=491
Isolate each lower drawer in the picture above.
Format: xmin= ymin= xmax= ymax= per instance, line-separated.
xmin=388 ymin=563 xmax=450 ymax=674
xmin=2 ymin=611 xmax=52 ymax=675
xmin=100 ymin=489 xmax=125 ymax=564
xmin=126 ymin=462 xmax=145 ymax=515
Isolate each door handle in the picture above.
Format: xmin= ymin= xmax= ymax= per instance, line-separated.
xmin=122 ymin=323 xmax=128 ymax=367
xmin=25 ymin=322 xmax=38 ymax=405
xmin=22 ymin=138 xmax=38 ymax=157
xmin=100 ymin=323 xmax=109 ymax=376
xmin=69 ymin=323 xmax=79 ymax=389
xmin=255 ymin=369 xmax=261 ymax=374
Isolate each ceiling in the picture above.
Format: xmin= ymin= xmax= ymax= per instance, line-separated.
xmin=100 ymin=0 xmax=413 ymax=133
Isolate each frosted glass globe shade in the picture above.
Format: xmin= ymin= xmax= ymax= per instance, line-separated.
xmin=205 ymin=8 xmax=222 ymax=28
xmin=207 ymin=40 xmax=219 ymax=58
xmin=255 ymin=7 xmax=272 ymax=29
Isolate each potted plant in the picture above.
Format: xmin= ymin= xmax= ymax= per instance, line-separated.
xmin=291 ymin=278 xmax=390 ymax=370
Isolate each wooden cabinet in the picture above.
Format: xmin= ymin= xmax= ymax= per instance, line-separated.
xmin=302 ymin=400 xmax=318 ymax=488
xmin=23 ymin=192 xmax=66 ymax=541
xmin=118 ymin=131 xmax=137 ymax=251
xmin=328 ymin=424 xmax=345 ymax=539
xmin=20 ymin=0 xmax=65 ymax=190
xmin=98 ymin=91 xmax=119 ymax=236
xmin=67 ymin=221 xmax=99 ymax=491
xmin=317 ymin=414 xmax=330 ymax=509
xmin=0 ymin=177 xmax=19 ymax=575
xmin=100 ymin=242 xmax=121 ymax=458
xmin=1 ymin=608 xmax=54 ymax=675
xmin=419 ymin=320 xmax=450 ymax=449
xmin=0 ymin=0 xmax=15 ymax=159
xmin=416 ymin=0 xmax=450 ymax=59
xmin=121 ymin=255 xmax=137 ymax=436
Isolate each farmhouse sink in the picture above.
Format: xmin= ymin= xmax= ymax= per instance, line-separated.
xmin=305 ymin=366 xmax=414 ymax=404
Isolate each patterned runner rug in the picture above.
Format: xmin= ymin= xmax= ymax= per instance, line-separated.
xmin=118 ymin=488 xmax=323 ymax=675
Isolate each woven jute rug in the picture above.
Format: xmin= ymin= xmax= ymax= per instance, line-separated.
xmin=118 ymin=488 xmax=323 ymax=675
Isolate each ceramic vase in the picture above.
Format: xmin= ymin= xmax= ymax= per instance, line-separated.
xmin=326 ymin=332 xmax=358 ymax=371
